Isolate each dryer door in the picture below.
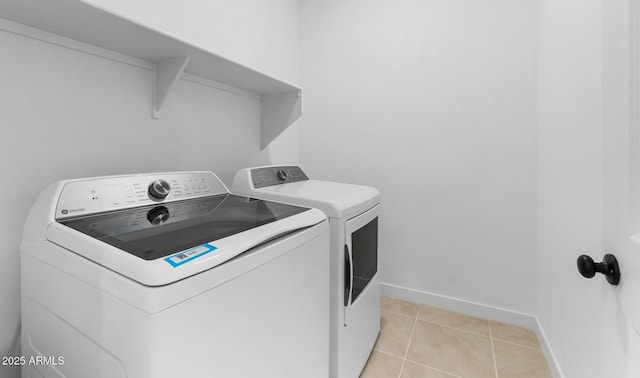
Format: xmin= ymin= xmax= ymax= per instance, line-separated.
xmin=344 ymin=204 xmax=379 ymax=326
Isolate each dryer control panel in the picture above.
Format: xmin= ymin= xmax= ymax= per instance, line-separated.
xmin=250 ymin=166 xmax=309 ymax=188
xmin=56 ymin=171 xmax=228 ymax=219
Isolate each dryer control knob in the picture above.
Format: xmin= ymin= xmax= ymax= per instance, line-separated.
xmin=148 ymin=179 xmax=171 ymax=200
xmin=276 ymin=169 xmax=289 ymax=181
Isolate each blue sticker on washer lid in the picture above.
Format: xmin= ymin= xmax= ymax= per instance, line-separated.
xmin=164 ymin=243 xmax=218 ymax=268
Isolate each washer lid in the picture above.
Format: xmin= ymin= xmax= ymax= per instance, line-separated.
xmin=59 ymin=194 xmax=310 ymax=261
xmin=251 ymin=180 xmax=380 ymax=218
xmin=47 ymin=194 xmax=326 ymax=286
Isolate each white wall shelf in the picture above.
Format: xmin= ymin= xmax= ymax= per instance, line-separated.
xmin=0 ymin=0 xmax=302 ymax=149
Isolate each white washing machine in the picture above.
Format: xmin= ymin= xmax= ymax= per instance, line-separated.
xmin=20 ymin=171 xmax=330 ymax=378
xmin=232 ymin=165 xmax=380 ymax=378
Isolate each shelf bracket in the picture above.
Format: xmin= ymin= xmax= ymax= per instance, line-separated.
xmin=152 ymin=56 xmax=190 ymax=119
xmin=260 ymin=90 xmax=303 ymax=150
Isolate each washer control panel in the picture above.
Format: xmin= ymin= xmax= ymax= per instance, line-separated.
xmin=251 ymin=166 xmax=309 ymax=188
xmin=56 ymin=171 xmax=228 ymax=219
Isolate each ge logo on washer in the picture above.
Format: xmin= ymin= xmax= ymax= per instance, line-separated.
xmin=61 ymin=208 xmax=85 ymax=215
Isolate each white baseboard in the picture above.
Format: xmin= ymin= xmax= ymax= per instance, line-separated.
xmin=533 ymin=316 xmax=564 ymax=378
xmin=380 ymin=282 xmax=564 ymax=378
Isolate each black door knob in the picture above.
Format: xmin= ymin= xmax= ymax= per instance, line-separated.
xmin=577 ymin=254 xmax=621 ymax=286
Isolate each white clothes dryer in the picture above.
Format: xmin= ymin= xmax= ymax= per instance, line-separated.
xmin=21 ymin=171 xmax=330 ymax=378
xmin=232 ymin=165 xmax=380 ymax=378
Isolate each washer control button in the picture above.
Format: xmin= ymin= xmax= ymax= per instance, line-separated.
xmin=276 ymin=169 xmax=289 ymax=181
xmin=148 ymin=179 xmax=171 ymax=200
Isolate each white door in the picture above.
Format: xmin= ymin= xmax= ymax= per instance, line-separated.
xmin=601 ymin=1 xmax=640 ymax=376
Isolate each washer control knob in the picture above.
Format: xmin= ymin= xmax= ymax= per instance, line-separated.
xmin=148 ymin=179 xmax=171 ymax=200
xmin=147 ymin=206 xmax=170 ymax=225
xmin=276 ymin=169 xmax=289 ymax=181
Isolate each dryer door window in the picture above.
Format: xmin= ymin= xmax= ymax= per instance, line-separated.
xmin=350 ymin=217 xmax=378 ymax=303
xmin=345 ymin=204 xmax=379 ymax=308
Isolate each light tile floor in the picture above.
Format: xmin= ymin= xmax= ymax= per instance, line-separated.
xmin=360 ymin=296 xmax=552 ymax=378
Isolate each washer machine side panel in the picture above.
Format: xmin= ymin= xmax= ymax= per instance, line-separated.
xmin=21 ymin=251 xmax=154 ymax=378
xmin=152 ymin=229 xmax=330 ymax=378
xmin=21 ymin=226 xmax=330 ymax=378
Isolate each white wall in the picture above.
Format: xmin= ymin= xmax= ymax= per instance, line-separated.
xmin=299 ymin=0 xmax=538 ymax=314
xmin=0 ymin=2 xmax=300 ymax=378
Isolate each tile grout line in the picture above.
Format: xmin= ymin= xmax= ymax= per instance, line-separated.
xmin=402 ymin=358 xmax=464 ymax=378
xmin=373 ymin=349 xmax=406 ymax=360
xmin=492 ymin=337 xmax=544 ymax=352
xmin=489 ymin=321 xmax=499 ymax=378
xmin=418 ymin=319 xmax=492 ymax=339
xmin=385 ymin=298 xmax=494 ymax=339
xmin=397 ymin=305 xmax=420 ymax=378
xmin=381 ymin=308 xmax=419 ymax=320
